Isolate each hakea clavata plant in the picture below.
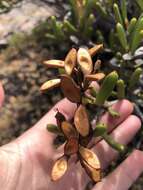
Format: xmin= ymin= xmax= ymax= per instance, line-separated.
xmin=40 ymin=44 xmax=126 ymax=183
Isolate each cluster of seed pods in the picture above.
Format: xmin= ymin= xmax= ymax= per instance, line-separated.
xmin=40 ymin=44 xmax=125 ymax=183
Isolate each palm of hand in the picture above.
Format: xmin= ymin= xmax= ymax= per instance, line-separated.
xmin=0 ymin=85 xmax=143 ymax=190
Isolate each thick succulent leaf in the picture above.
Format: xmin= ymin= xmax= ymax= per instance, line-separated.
xmin=85 ymin=73 xmax=105 ymax=81
xmin=64 ymin=138 xmax=79 ymax=155
xmin=43 ymin=60 xmax=64 ymax=68
xmin=51 ymin=156 xmax=68 ymax=181
xmin=80 ymin=159 xmax=101 ymax=182
xmin=95 ymin=71 xmax=118 ymax=106
xmin=60 ymin=74 xmax=81 ymax=103
xmin=65 ymin=48 xmax=77 ymax=75
xmin=47 ymin=124 xmax=61 ymax=135
xmin=89 ymin=44 xmax=103 ymax=57
xmin=77 ymin=48 xmax=93 ymax=75
xmin=79 ymin=146 xmax=100 ymax=169
xmin=40 ymin=79 xmax=61 ymax=92
xmin=74 ymin=105 xmax=90 ymax=137
xmin=61 ymin=121 xmax=78 ymax=139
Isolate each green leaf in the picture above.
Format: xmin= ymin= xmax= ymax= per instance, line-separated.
xmin=108 ymin=107 xmax=120 ymax=117
xmin=63 ymin=20 xmax=78 ymax=34
xmin=136 ymin=0 xmax=143 ymax=10
xmin=117 ymin=79 xmax=125 ymax=99
xmin=93 ymin=123 xmax=107 ymax=137
xmin=95 ymin=2 xmax=107 ymax=17
xmin=130 ymin=17 xmax=143 ymax=53
xmin=116 ymin=22 xmax=128 ymax=51
xmin=129 ymin=68 xmax=142 ymax=90
xmin=95 ymin=71 xmax=118 ymax=106
xmin=128 ymin=18 xmax=137 ymax=34
xmin=83 ymin=14 xmax=95 ymax=37
xmin=121 ymin=0 xmax=128 ymax=25
xmin=47 ymin=124 xmax=61 ymax=135
xmin=113 ymin=3 xmax=123 ymax=25
xmin=103 ymin=134 xmax=126 ymax=152
xmin=51 ymin=16 xmax=64 ymax=39
xmin=69 ymin=0 xmax=80 ymax=24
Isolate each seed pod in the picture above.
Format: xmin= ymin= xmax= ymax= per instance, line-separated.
xmin=79 ymin=134 xmax=92 ymax=147
xmin=77 ymin=48 xmax=93 ymax=75
xmin=88 ymin=44 xmax=103 ymax=57
xmin=64 ymin=138 xmax=79 ymax=155
xmin=60 ymin=74 xmax=81 ymax=103
xmin=51 ymin=156 xmax=68 ymax=181
xmin=94 ymin=59 xmax=102 ymax=72
xmin=85 ymin=73 xmax=105 ymax=81
xmin=95 ymin=71 xmax=118 ymax=106
xmin=65 ymin=48 xmax=77 ymax=75
xmin=43 ymin=60 xmax=64 ymax=68
xmin=55 ymin=111 xmax=66 ymax=127
xmin=61 ymin=121 xmax=78 ymax=139
xmin=74 ymin=105 xmax=90 ymax=137
xmin=40 ymin=79 xmax=61 ymax=92
xmin=116 ymin=23 xmax=128 ymax=51
xmin=129 ymin=68 xmax=142 ymax=90
xmin=79 ymin=146 xmax=100 ymax=169
xmin=47 ymin=124 xmax=61 ymax=135
xmin=80 ymin=159 xmax=101 ymax=182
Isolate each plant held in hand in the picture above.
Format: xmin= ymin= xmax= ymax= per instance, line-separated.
xmin=40 ymin=45 xmax=126 ymax=183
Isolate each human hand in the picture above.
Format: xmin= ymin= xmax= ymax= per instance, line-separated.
xmin=0 ymin=83 xmax=142 ymax=190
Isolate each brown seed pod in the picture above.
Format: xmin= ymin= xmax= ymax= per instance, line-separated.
xmin=60 ymin=74 xmax=81 ymax=103
xmin=89 ymin=44 xmax=103 ymax=57
xmin=43 ymin=60 xmax=64 ymax=68
xmin=94 ymin=59 xmax=102 ymax=72
xmin=64 ymin=138 xmax=79 ymax=155
xmin=55 ymin=111 xmax=66 ymax=128
xmin=61 ymin=121 xmax=78 ymax=139
xmin=79 ymin=146 xmax=100 ymax=169
xmin=85 ymin=73 xmax=105 ymax=81
xmin=65 ymin=48 xmax=77 ymax=75
xmin=77 ymin=48 xmax=93 ymax=75
xmin=40 ymin=79 xmax=61 ymax=92
xmin=80 ymin=159 xmax=101 ymax=182
xmin=74 ymin=105 xmax=90 ymax=137
xmin=51 ymin=156 xmax=68 ymax=181
xmin=79 ymin=134 xmax=92 ymax=147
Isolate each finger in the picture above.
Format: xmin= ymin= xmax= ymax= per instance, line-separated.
xmin=0 ymin=82 xmax=4 ymax=107
xmin=35 ymin=98 xmax=77 ymax=129
xmin=48 ymin=114 xmax=141 ymax=190
xmin=94 ymin=115 xmax=141 ymax=169
xmin=17 ymin=98 xmax=77 ymax=153
xmin=100 ymin=99 xmax=134 ymax=131
xmin=94 ymin=150 xmax=143 ymax=190
xmin=93 ymin=99 xmax=134 ymax=145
